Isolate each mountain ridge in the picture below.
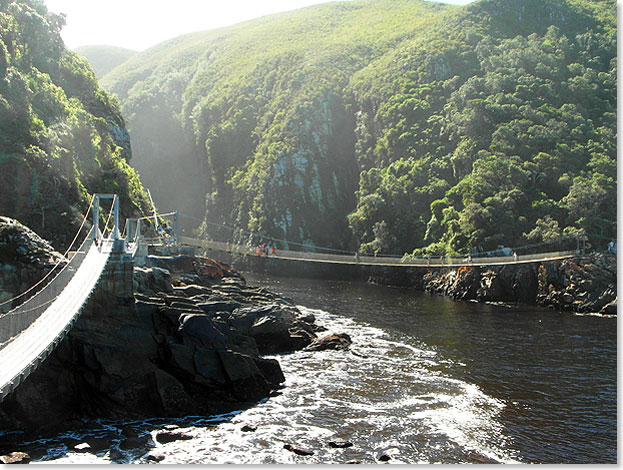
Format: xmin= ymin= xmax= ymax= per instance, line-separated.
xmin=100 ymin=0 xmax=616 ymax=255
xmin=74 ymin=45 xmax=137 ymax=78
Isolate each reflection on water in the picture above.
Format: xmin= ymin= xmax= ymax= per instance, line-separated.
xmin=8 ymin=274 xmax=617 ymax=464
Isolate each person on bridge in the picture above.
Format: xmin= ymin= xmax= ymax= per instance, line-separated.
xmin=513 ymin=252 xmax=518 ymax=262
xmin=271 ymin=245 xmax=275 ymax=256
xmin=355 ymin=252 xmax=360 ymax=262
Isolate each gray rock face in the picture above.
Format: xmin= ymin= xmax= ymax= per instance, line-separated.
xmin=108 ymin=121 xmax=132 ymax=161
xmin=417 ymin=253 xmax=617 ymax=314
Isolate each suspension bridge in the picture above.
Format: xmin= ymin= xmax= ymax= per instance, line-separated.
xmin=0 ymin=194 xmax=128 ymax=401
xmin=179 ymin=236 xmax=576 ymax=268
xmin=142 ymin=211 xmax=579 ymax=267
xmin=0 ymin=197 xmax=578 ymax=402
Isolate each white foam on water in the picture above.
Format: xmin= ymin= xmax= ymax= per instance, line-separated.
xmin=25 ymin=304 xmax=521 ymax=464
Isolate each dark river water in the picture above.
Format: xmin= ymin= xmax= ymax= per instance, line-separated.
xmin=9 ymin=274 xmax=617 ymax=464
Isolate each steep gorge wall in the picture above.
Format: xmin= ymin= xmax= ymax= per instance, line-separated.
xmin=0 ymin=0 xmax=151 ymax=249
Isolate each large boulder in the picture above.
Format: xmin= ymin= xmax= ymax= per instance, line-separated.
xmin=134 ymin=266 xmax=173 ymax=296
xmin=228 ymin=304 xmax=317 ymax=354
xmin=218 ymin=350 xmax=270 ymax=401
xmin=248 ymin=314 xmax=294 ymax=354
xmin=193 ymin=348 xmax=228 ymax=386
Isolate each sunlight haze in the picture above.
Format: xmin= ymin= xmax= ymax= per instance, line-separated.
xmin=45 ymin=0 xmax=475 ymax=51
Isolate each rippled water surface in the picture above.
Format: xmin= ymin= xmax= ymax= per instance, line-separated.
xmin=10 ymin=274 xmax=617 ymax=464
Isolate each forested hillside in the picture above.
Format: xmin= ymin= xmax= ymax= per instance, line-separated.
xmin=0 ymin=0 xmax=150 ymax=248
xmin=101 ymin=0 xmax=616 ymax=256
xmin=74 ymin=45 xmax=137 ymax=78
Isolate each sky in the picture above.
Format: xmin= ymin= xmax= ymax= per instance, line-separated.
xmin=44 ymin=0 xmax=476 ymax=51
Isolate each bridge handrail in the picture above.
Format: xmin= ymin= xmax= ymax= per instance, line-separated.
xmin=0 ymin=228 xmax=97 ymax=347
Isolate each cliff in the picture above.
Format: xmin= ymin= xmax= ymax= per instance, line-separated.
xmin=0 ymin=0 xmax=151 ymax=249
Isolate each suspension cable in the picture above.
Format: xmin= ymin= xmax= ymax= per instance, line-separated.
xmin=0 ymin=195 xmax=95 ymax=308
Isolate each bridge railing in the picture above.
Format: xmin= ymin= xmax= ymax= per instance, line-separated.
xmin=0 ymin=228 xmax=95 ymax=348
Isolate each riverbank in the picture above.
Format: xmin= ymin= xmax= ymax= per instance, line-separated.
xmin=0 ymin=218 xmax=347 ymax=442
xmin=217 ymin=249 xmax=616 ymax=315
xmin=10 ymin=273 xmax=612 ymax=464
xmin=366 ymin=253 xmax=616 ymax=315
xmin=0 ymin=267 xmax=616 ymax=463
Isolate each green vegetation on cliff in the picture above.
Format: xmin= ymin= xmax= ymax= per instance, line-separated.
xmin=102 ymin=0 xmax=616 ymax=255
xmin=0 ymin=0 xmax=150 ymax=248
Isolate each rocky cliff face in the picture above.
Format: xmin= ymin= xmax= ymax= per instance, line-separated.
xmin=536 ymin=254 xmax=617 ymax=314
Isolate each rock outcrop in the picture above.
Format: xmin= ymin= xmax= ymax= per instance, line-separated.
xmin=0 ymin=217 xmax=65 ymax=312
xmin=421 ymin=254 xmax=616 ymax=313
xmin=369 ymin=253 xmax=616 ymax=314
xmin=305 ymin=333 xmax=352 ymax=351
xmin=536 ymin=254 xmax=617 ymax=314
xmin=0 ymin=244 xmax=319 ymax=435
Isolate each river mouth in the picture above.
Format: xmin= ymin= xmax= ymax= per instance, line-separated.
xmin=4 ymin=274 xmax=616 ymax=464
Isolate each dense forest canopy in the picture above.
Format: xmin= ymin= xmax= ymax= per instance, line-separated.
xmin=100 ymin=0 xmax=616 ymax=256
xmin=0 ymin=0 xmax=150 ymax=248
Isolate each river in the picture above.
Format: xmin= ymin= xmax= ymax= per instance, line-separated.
xmin=9 ymin=274 xmax=617 ymax=464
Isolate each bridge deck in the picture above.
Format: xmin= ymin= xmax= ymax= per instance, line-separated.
xmin=0 ymin=240 xmax=112 ymax=400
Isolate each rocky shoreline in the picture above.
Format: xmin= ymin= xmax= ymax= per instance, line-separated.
xmin=0 ymin=217 xmax=615 ymax=462
xmin=367 ymin=253 xmax=617 ymax=315
xmin=0 ymin=218 xmax=351 ymax=452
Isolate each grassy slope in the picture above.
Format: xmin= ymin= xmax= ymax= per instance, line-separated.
xmin=74 ymin=45 xmax=137 ymax=78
